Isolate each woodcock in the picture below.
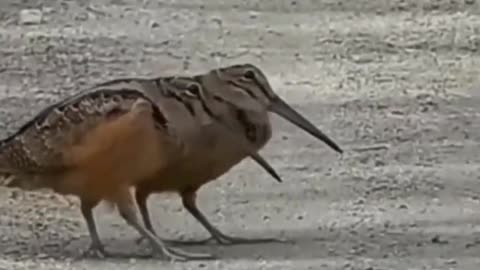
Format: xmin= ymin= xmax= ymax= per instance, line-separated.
xmin=132 ymin=64 xmax=343 ymax=246
xmin=0 ymin=70 xmax=283 ymax=261
xmin=0 ymin=63 xmax=342 ymax=261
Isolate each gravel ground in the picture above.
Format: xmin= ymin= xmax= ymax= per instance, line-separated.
xmin=1 ymin=0 xmax=480 ymax=269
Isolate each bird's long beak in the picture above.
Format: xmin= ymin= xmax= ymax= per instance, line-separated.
xmin=249 ymin=153 xmax=283 ymax=183
xmin=269 ymin=97 xmax=343 ymax=154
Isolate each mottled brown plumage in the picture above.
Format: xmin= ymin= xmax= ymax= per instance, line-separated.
xmin=1 ymin=63 xmax=342 ymax=260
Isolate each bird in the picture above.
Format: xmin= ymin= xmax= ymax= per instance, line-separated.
xmin=133 ymin=63 xmax=342 ymax=246
xmin=0 ymin=86 xmax=216 ymax=261
xmin=3 ymin=75 xmax=283 ymax=259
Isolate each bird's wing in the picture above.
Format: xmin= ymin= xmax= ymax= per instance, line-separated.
xmin=0 ymin=87 xmax=167 ymax=174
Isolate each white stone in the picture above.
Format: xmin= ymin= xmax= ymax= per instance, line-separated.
xmin=19 ymin=9 xmax=43 ymax=25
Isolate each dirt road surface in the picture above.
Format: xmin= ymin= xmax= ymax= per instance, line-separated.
xmin=1 ymin=0 xmax=480 ymax=269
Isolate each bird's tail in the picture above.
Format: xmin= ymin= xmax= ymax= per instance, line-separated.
xmin=0 ymin=140 xmax=33 ymax=189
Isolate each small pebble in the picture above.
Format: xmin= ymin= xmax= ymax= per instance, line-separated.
xmin=431 ymin=235 xmax=448 ymax=244
xmin=445 ymin=259 xmax=457 ymax=265
xmin=36 ymin=253 xmax=49 ymax=259
xmin=19 ymin=9 xmax=43 ymax=25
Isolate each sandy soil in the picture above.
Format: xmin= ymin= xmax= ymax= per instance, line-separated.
xmin=1 ymin=0 xmax=480 ymax=269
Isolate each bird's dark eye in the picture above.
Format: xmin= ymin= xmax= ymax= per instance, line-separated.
xmin=187 ymin=83 xmax=200 ymax=95
xmin=244 ymin=69 xmax=255 ymax=79
xmin=213 ymin=95 xmax=224 ymax=102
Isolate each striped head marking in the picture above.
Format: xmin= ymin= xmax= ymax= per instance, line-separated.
xmin=195 ymin=64 xmax=274 ymax=111
xmin=162 ymin=76 xmax=209 ymax=104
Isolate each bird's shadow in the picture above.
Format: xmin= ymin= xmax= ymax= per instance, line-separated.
xmin=3 ymin=216 xmax=480 ymax=262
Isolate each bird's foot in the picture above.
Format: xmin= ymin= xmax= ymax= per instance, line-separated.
xmin=80 ymin=243 xmax=111 ymax=259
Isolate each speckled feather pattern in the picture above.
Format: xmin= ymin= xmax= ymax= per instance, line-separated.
xmin=0 ymin=88 xmax=167 ymax=174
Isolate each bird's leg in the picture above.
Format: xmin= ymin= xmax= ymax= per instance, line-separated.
xmin=133 ymin=188 xmax=201 ymax=247
xmin=134 ymin=189 xmax=158 ymax=245
xmin=116 ymin=190 xmax=215 ymax=261
xmin=169 ymin=189 xmax=287 ymax=246
xmin=80 ymin=199 xmax=111 ymax=258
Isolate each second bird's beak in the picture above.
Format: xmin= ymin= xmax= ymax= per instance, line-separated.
xmin=250 ymin=153 xmax=283 ymax=183
xmin=269 ymin=97 xmax=343 ymax=154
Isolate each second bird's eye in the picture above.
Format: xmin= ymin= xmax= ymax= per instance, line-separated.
xmin=186 ymin=83 xmax=200 ymax=95
xmin=244 ymin=69 xmax=255 ymax=79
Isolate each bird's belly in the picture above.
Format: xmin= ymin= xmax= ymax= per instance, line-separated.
xmin=137 ymin=128 xmax=248 ymax=193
